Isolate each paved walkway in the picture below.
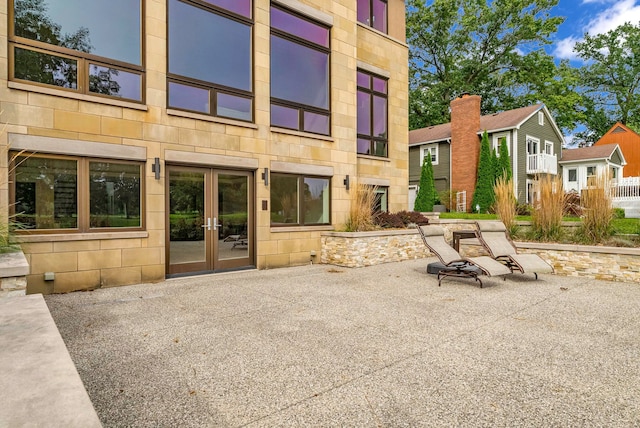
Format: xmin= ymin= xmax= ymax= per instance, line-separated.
xmin=45 ymin=259 xmax=640 ymax=427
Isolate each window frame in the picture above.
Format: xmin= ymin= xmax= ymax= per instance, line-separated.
xmin=586 ymin=165 xmax=597 ymax=178
xmin=492 ymin=133 xmax=510 ymax=156
xmin=10 ymin=153 xmax=145 ymax=234
xmin=526 ymin=136 xmax=540 ymax=155
xmin=420 ymin=144 xmax=438 ymax=166
xmin=9 ymin=0 xmax=145 ymax=103
xmin=372 ymin=186 xmax=388 ymax=212
xmin=270 ymin=4 xmax=331 ymax=136
xmin=538 ymin=111 xmax=545 ymax=126
xmin=357 ymin=69 xmax=388 ymax=157
xmin=357 ymin=0 xmax=388 ymax=33
xmin=567 ymin=168 xmax=577 ymax=183
xmin=270 ymin=172 xmax=331 ymax=227
xmin=167 ymin=0 xmax=254 ymax=122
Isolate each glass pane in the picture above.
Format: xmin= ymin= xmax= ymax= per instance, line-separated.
xmin=271 ymin=104 xmax=299 ymax=130
xmin=372 ymin=0 xmax=387 ymax=33
xmin=357 ymin=71 xmax=370 ymax=89
xmin=303 ymin=177 xmax=329 ymax=224
xmin=373 ymin=187 xmax=388 ymax=212
xmin=217 ymin=174 xmax=249 ymax=260
xmin=270 ymin=174 xmax=299 ymax=225
xmin=271 ymin=36 xmax=329 ymax=109
xmin=373 ymin=140 xmax=387 ymax=157
xmin=14 ymin=0 xmax=142 ymax=65
xmin=357 ymin=138 xmax=372 ymax=155
xmin=357 ymin=0 xmax=371 ymax=25
xmin=357 ymin=91 xmax=371 ymax=136
xmin=169 ymin=0 xmax=251 ymax=91
xmin=373 ymin=76 xmax=387 ymax=93
xmin=217 ymin=93 xmax=252 ymax=121
xmin=88 ymin=64 xmax=142 ymax=101
xmin=271 ymin=7 xmax=329 ymax=47
xmin=168 ymin=82 xmax=210 ymax=114
xmin=89 ymin=162 xmax=141 ymax=228
xmin=14 ymin=47 xmax=77 ymax=89
xmin=373 ymin=95 xmax=387 ymax=138
xmin=304 ymin=111 xmax=329 ymax=135
xmin=169 ymin=170 xmax=206 ymax=265
xmin=202 ymin=0 xmax=251 ymax=17
xmin=14 ymin=157 xmax=78 ymax=229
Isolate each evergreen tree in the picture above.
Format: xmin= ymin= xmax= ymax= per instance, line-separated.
xmin=497 ymin=137 xmax=512 ymax=180
xmin=472 ymin=131 xmax=494 ymax=213
xmin=414 ymin=154 xmax=437 ymax=212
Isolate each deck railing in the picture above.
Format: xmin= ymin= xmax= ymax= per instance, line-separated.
xmin=611 ymin=177 xmax=640 ymax=201
xmin=527 ymin=153 xmax=557 ymax=175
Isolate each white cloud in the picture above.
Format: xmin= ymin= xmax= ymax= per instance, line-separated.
xmin=554 ymin=0 xmax=640 ymax=60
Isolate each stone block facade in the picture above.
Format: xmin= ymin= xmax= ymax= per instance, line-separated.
xmin=1 ymin=0 xmax=408 ymax=293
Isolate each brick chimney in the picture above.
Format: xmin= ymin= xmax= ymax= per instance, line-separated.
xmin=450 ymin=94 xmax=481 ymax=212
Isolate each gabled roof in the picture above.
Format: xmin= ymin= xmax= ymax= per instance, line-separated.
xmin=409 ymin=104 xmax=550 ymax=146
xmin=559 ymin=143 xmax=626 ymax=165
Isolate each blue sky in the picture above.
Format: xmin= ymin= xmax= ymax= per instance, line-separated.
xmin=551 ymin=0 xmax=640 ymax=62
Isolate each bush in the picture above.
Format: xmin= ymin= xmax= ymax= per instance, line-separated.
xmin=578 ymin=173 xmax=614 ymax=243
xmin=373 ymin=210 xmax=429 ymax=229
xmin=516 ymin=203 xmax=532 ymax=216
xmin=493 ymin=175 xmax=516 ymax=236
xmin=530 ymin=175 xmax=565 ymax=241
xmin=613 ymin=207 xmax=626 ymax=219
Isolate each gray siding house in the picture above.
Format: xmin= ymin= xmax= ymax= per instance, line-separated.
xmin=409 ymin=96 xmax=564 ymax=210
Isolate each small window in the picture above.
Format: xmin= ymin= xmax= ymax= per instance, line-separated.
xmin=568 ymin=169 xmax=577 ymax=182
xmin=270 ymin=173 xmax=330 ymax=226
xmin=545 ymin=141 xmax=554 ymax=155
xmin=373 ymin=186 xmax=388 ymax=212
xmin=420 ymin=144 xmax=438 ymax=165
xmin=357 ymin=0 xmax=387 ymax=33
xmin=12 ymin=154 xmax=143 ymax=232
xmin=493 ymin=134 xmax=510 ymax=156
xmin=586 ymin=166 xmax=596 ymax=177
xmin=538 ymin=111 xmax=544 ymax=126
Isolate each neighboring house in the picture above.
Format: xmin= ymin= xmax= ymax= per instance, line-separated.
xmin=409 ymin=95 xmax=564 ymax=211
xmin=559 ymin=144 xmax=626 ymax=193
xmin=593 ymin=122 xmax=640 ymax=177
xmin=2 ymin=0 xmax=408 ymax=293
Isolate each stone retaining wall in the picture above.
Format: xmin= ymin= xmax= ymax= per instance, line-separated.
xmin=0 ymin=251 xmax=30 ymax=298
xmin=321 ymin=220 xmax=640 ymax=283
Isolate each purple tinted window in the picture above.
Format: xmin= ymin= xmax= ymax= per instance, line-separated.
xmin=372 ymin=0 xmax=387 ymax=33
xmin=357 ymin=0 xmax=371 ymax=26
xmin=357 ymin=71 xmax=370 ymax=89
xmin=217 ymin=93 xmax=252 ymax=121
xmin=201 ymin=0 xmax=251 ymax=17
xmin=271 ymin=36 xmax=329 ymax=109
xmin=357 ymin=91 xmax=371 ymax=135
xmin=168 ymin=82 xmax=210 ymax=113
xmin=88 ymin=64 xmax=141 ymax=101
xmin=169 ymin=0 xmax=251 ymax=92
xmin=357 ymin=138 xmax=371 ymax=155
xmin=304 ymin=112 xmax=329 ymax=135
xmin=373 ymin=95 xmax=387 ymax=137
xmin=271 ymin=6 xmax=329 ymax=47
xmin=271 ymin=104 xmax=299 ymax=129
xmin=373 ymin=76 xmax=387 ymax=93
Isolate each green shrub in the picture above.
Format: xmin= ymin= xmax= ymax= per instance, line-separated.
xmin=472 ymin=131 xmax=495 ymax=213
xmin=613 ymin=207 xmax=626 ymax=219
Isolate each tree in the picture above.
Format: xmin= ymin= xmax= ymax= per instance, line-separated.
xmin=414 ymin=154 xmax=437 ymax=212
xmin=497 ymin=137 xmax=512 ymax=180
xmin=472 ymin=131 xmax=494 ymax=213
xmin=573 ymin=22 xmax=640 ymax=143
xmin=406 ymin=0 xmax=570 ymax=130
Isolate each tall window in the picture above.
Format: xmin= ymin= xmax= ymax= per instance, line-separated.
xmin=373 ymin=186 xmax=388 ymax=212
xmin=270 ymin=173 xmax=330 ymax=226
xmin=357 ymin=70 xmax=388 ymax=157
xmin=270 ymin=5 xmax=330 ymax=135
xmin=12 ymin=155 xmax=142 ymax=232
xmin=10 ymin=0 xmax=143 ymax=102
xmin=357 ymin=0 xmax=387 ymax=33
xmin=168 ymin=0 xmax=253 ymax=121
xmin=568 ymin=169 xmax=577 ymax=182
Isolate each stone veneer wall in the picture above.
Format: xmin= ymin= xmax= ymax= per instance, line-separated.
xmin=322 ymin=220 xmax=640 ymax=283
xmin=0 ymin=251 xmax=30 ymax=298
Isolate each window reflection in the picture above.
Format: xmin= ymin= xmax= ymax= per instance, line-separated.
xmin=169 ymin=81 xmax=210 ymax=114
xmin=357 ymin=69 xmax=388 ymax=157
xmin=14 ymin=47 xmax=78 ymax=89
xmin=89 ymin=64 xmax=142 ymax=101
xmin=90 ymin=162 xmax=141 ymax=228
xmin=270 ymin=173 xmax=330 ymax=226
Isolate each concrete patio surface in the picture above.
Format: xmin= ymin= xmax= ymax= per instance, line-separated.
xmin=45 ymin=258 xmax=640 ymax=427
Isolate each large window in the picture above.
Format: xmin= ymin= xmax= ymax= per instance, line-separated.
xmin=357 ymin=0 xmax=387 ymax=33
xmin=357 ymin=70 xmax=388 ymax=157
xmin=10 ymin=0 xmax=143 ymax=102
xmin=270 ymin=173 xmax=330 ymax=226
xmin=270 ymin=5 xmax=330 ymax=135
xmin=12 ymin=155 xmax=142 ymax=232
xmin=168 ymin=0 xmax=253 ymax=121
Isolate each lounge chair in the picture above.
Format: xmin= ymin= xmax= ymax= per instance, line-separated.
xmin=417 ymin=225 xmax=511 ymax=287
xmin=475 ymin=221 xmax=554 ymax=279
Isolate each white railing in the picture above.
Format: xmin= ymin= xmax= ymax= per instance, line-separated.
xmin=527 ymin=153 xmax=558 ymax=175
xmin=611 ymin=177 xmax=640 ymax=201
xmin=456 ymin=190 xmax=467 ymax=212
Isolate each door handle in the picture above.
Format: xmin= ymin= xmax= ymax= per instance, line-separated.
xmin=212 ymin=217 xmax=221 ymax=230
xmin=201 ymin=218 xmax=211 ymax=231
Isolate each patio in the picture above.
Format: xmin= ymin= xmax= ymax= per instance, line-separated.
xmin=44 ymin=259 xmax=639 ymax=427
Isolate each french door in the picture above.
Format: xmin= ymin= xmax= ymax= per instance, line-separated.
xmin=166 ymin=166 xmax=254 ymax=275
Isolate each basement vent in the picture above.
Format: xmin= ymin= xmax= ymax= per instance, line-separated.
xmin=612 ymin=126 xmax=626 ymax=134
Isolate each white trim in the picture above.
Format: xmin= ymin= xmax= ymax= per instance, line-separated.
xmin=492 ymin=132 xmax=510 ymax=155
xmin=420 ymin=143 xmax=439 ymax=166
xmin=538 ymin=111 xmax=544 ymax=126
xmin=9 ymin=133 xmax=147 ymax=160
xmin=513 ymin=129 xmax=518 ymax=197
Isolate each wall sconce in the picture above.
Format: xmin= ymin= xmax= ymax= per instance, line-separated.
xmin=261 ymin=167 xmax=269 ymax=186
xmin=343 ymin=174 xmax=350 ymax=190
xmin=152 ymin=157 xmax=161 ymax=180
